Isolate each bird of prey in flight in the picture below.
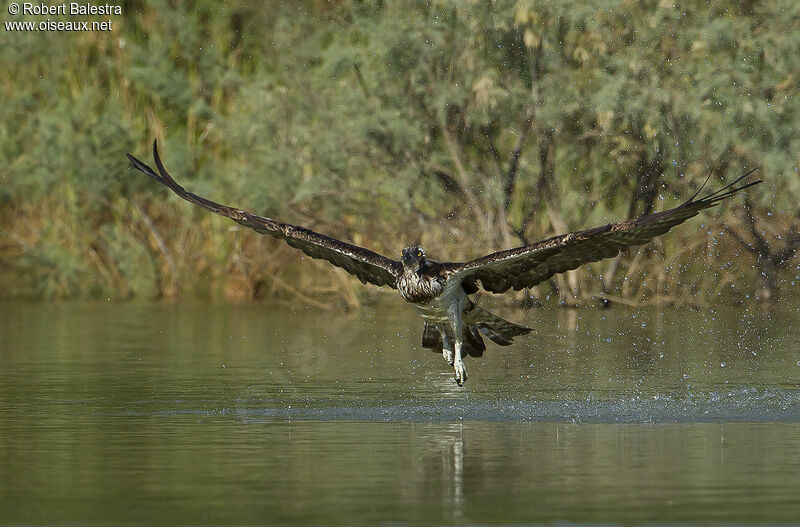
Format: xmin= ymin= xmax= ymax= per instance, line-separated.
xmin=128 ymin=142 xmax=760 ymax=386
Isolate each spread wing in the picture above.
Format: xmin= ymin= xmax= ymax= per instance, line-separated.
xmin=443 ymin=171 xmax=762 ymax=294
xmin=127 ymin=141 xmax=401 ymax=288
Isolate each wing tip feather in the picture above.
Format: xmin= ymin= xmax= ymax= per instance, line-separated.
xmin=126 ymin=152 xmax=163 ymax=184
xmin=695 ymin=168 xmax=762 ymax=205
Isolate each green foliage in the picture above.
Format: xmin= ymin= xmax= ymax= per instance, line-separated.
xmin=1 ymin=0 xmax=798 ymax=302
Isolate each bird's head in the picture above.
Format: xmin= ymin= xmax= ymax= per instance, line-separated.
xmin=401 ymin=245 xmax=426 ymax=271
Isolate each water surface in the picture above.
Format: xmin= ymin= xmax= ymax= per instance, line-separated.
xmin=1 ymin=301 xmax=799 ymax=525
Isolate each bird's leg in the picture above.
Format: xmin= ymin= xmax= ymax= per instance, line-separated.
xmin=452 ymin=339 xmax=467 ymax=386
xmin=447 ymin=305 xmax=468 ymax=386
xmin=441 ymin=333 xmax=454 ymax=365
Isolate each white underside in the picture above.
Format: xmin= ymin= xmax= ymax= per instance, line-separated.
xmin=411 ymin=285 xmax=469 ymax=385
xmin=411 ymin=283 xmax=468 ymax=323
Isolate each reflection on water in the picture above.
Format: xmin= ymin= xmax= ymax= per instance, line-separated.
xmin=1 ymin=301 xmax=799 ymax=525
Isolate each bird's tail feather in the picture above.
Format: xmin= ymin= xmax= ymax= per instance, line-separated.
xmin=465 ymin=306 xmax=532 ymax=346
xmin=421 ymin=323 xmax=440 ymax=349
xmin=421 ymin=307 xmax=531 ymax=358
xmin=422 ymin=322 xmax=486 ymax=358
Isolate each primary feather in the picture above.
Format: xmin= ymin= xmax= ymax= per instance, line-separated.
xmin=127 ymin=141 xmax=401 ymax=288
xmin=441 ymin=170 xmax=761 ymax=293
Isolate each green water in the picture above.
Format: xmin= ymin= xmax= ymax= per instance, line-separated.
xmin=1 ymin=301 xmax=799 ymax=525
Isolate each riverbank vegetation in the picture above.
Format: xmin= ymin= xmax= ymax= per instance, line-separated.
xmin=1 ymin=1 xmax=798 ymax=306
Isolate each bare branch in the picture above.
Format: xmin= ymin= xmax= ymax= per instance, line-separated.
xmin=742 ymin=193 xmax=771 ymax=259
xmin=440 ymin=125 xmax=482 ymax=216
xmin=503 ymin=107 xmax=535 ymax=212
xmin=722 ymin=223 xmax=760 ymax=256
xmin=487 ymin=133 xmax=504 ymax=177
xmin=132 ymin=200 xmax=179 ymax=287
xmin=774 ymin=218 xmax=800 ymax=266
xmin=353 ymin=63 xmax=371 ymax=99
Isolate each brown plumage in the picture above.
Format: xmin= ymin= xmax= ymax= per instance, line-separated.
xmin=437 ymin=169 xmax=761 ymax=294
xmin=127 ymin=142 xmax=400 ymax=288
xmin=128 ymin=141 xmax=761 ymax=386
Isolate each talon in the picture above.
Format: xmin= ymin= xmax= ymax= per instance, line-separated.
xmin=453 ymin=360 xmax=467 ymax=386
xmin=443 ymin=348 xmax=454 ymax=364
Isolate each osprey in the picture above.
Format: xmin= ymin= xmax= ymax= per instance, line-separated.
xmin=128 ymin=142 xmax=761 ymax=386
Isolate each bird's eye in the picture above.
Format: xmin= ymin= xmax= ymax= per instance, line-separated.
xmin=416 ymin=251 xmax=422 ymax=257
